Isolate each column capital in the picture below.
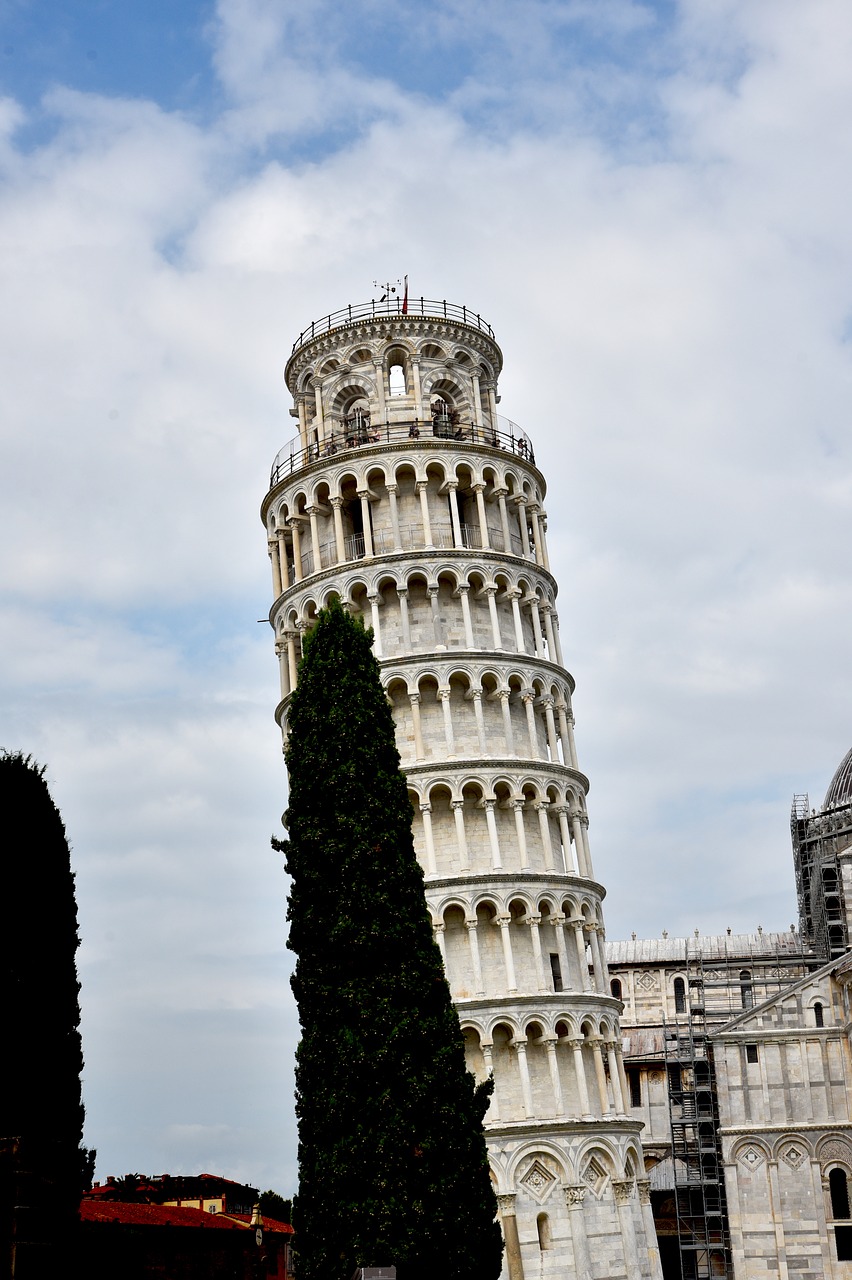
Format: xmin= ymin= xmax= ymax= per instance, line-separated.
xmin=612 ymin=1179 xmax=634 ymax=1204
xmin=433 ymin=922 xmax=445 ymax=935
xmin=465 ymin=917 xmax=478 ymax=930
xmin=492 ymin=485 xmax=508 ymax=498
xmin=367 ymin=592 xmax=381 ymax=606
xmin=329 ymin=494 xmax=344 ymax=508
xmin=356 ymin=488 xmax=372 ymax=501
xmin=445 ymin=478 xmax=459 ymax=491
xmin=283 ymin=628 xmax=298 ymax=642
xmin=533 ymin=799 xmax=550 ymax=813
xmin=397 ymin=585 xmax=408 ymax=599
xmin=480 ymin=797 xmax=497 ymax=811
xmin=454 ymin=582 xmax=470 ymax=595
xmin=563 ymin=1184 xmax=587 ymax=1208
xmin=506 ymin=586 xmax=522 ymax=600
xmin=566 ymin=1037 xmax=584 ymax=1051
xmin=511 ymin=797 xmax=526 ymax=811
xmin=437 ymin=685 xmax=452 ymax=700
xmin=274 ymin=639 xmax=286 ymax=655
xmin=427 ymin=584 xmax=440 ymax=599
xmin=539 ymin=693 xmax=555 ymax=709
xmin=408 ymin=690 xmax=420 ymax=705
xmin=527 ymin=913 xmax=542 ymax=926
xmin=416 ymin=479 xmax=429 ymax=493
xmin=512 ymin=493 xmax=528 ymax=506
xmin=539 ymin=598 xmax=553 ymax=615
xmin=419 ymin=801 xmax=432 ymax=814
xmin=496 ymin=914 xmax=512 ymax=928
xmin=520 ymin=686 xmax=535 ymax=703
xmin=471 ymin=481 xmax=486 ymax=493
xmin=385 ymin=481 xmax=398 ymax=495
xmin=464 ymin=686 xmax=482 ymax=702
xmin=636 ymin=1178 xmax=652 ymax=1205
xmin=450 ymin=799 xmax=465 ymax=812
xmin=554 ymin=802 xmax=571 ymax=815
xmin=496 ymin=1193 xmax=517 ymax=1216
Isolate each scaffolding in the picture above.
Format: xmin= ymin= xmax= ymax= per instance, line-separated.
xmin=664 ymin=949 xmax=731 ymax=1279
xmin=791 ymin=792 xmax=852 ymax=958
xmin=662 ymin=936 xmax=823 ymax=1279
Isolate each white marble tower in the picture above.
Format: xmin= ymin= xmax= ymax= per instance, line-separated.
xmin=261 ymin=297 xmax=662 ymax=1279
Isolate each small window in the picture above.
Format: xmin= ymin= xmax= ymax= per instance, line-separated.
xmin=814 ymin=1001 xmax=825 ymax=1028
xmin=610 ymin=978 xmax=622 ymax=1000
xmin=836 ymin=1226 xmax=852 ymax=1261
xmin=746 ymin=1044 xmax=759 ymax=1064
xmin=740 ymin=969 xmax=754 ymax=1010
xmin=628 ymin=1068 xmax=642 ymax=1108
xmin=549 ymin=953 xmax=563 ymax=992
xmin=674 ymin=977 xmax=686 ymax=1014
xmin=536 ymin=1213 xmax=551 ymax=1251
xmin=831 ymin=1168 xmax=851 ymax=1220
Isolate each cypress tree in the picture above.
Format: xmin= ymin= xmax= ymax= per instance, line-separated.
xmin=0 ymin=753 xmax=90 ymax=1277
xmin=283 ymin=601 xmax=502 ymax=1280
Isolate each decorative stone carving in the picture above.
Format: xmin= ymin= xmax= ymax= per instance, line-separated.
xmin=738 ymin=1145 xmax=765 ymax=1170
xmin=563 ymin=1184 xmax=587 ymax=1208
xmin=635 ymin=971 xmax=659 ymax=991
xmin=780 ymin=1144 xmax=807 ymax=1170
xmin=819 ymin=1138 xmax=852 ymax=1167
xmin=519 ymin=1158 xmax=557 ymax=1204
xmin=581 ymin=1156 xmax=609 ymax=1198
xmin=612 ymin=1179 xmax=634 ymax=1204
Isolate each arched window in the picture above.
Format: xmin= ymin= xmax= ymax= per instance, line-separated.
xmin=674 ymin=977 xmax=686 ymax=1014
xmin=610 ymin=978 xmax=622 ymax=1000
xmin=815 ymin=1001 xmax=825 ymax=1028
xmin=740 ymin=969 xmax=754 ymax=1010
xmin=830 ymin=1168 xmax=851 ymax=1219
xmin=536 ymin=1213 xmax=551 ymax=1251
xmin=388 ymin=361 xmax=406 ymax=396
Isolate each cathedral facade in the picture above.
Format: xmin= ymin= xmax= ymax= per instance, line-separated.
xmin=261 ymin=297 xmax=662 ymax=1279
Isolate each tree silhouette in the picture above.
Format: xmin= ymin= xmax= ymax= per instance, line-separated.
xmin=283 ymin=602 xmax=502 ymax=1280
xmin=0 ymin=752 xmax=90 ymax=1277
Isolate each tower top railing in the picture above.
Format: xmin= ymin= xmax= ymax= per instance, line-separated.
xmin=289 ymin=298 xmax=496 ymax=356
xmin=268 ymin=414 xmax=534 ymax=489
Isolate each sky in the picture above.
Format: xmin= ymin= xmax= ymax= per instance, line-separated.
xmin=2 ymin=0 xmax=851 ymax=1197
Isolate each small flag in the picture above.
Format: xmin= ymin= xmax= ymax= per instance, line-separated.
xmin=402 ymin=275 xmax=408 ymax=314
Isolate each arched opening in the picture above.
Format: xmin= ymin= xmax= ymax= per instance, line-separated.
xmin=674 ymin=977 xmax=686 ymax=1014
xmin=814 ymin=1001 xmax=825 ymax=1028
xmin=831 ymin=1168 xmax=851 ymax=1219
xmin=740 ymin=969 xmax=754 ymax=1010
xmin=536 ymin=1213 xmax=551 ymax=1251
xmin=610 ymin=978 xmax=623 ymax=1000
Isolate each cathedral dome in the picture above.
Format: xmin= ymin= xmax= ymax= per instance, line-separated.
xmin=824 ymin=746 xmax=852 ymax=809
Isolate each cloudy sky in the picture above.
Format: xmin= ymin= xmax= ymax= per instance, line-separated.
xmin=3 ymin=0 xmax=851 ymax=1196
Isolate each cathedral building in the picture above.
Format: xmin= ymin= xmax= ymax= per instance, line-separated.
xmin=607 ymin=749 xmax=852 ymax=1279
xmin=261 ymin=296 xmax=663 ymax=1279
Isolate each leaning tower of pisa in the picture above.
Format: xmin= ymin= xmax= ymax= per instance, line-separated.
xmin=261 ymin=297 xmax=662 ymax=1280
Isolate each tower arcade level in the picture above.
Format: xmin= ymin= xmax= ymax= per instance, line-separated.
xmin=261 ymin=298 xmax=662 ymax=1279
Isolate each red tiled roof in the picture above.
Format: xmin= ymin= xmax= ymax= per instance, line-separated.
xmin=80 ymin=1202 xmax=292 ymax=1234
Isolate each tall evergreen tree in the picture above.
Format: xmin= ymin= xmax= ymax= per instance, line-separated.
xmin=283 ymin=601 xmax=502 ymax=1280
xmin=0 ymin=753 xmax=89 ymax=1277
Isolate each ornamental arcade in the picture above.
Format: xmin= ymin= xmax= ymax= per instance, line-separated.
xmin=261 ymin=297 xmax=664 ymax=1280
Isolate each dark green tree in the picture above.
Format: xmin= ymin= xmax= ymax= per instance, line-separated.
xmin=283 ymin=601 xmax=502 ymax=1280
xmin=0 ymin=752 xmax=89 ymax=1276
xmin=259 ymin=1190 xmax=292 ymax=1224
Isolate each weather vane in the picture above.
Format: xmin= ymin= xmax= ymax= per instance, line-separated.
xmin=373 ymin=276 xmax=409 ymax=311
xmin=373 ymin=278 xmax=402 ymax=302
